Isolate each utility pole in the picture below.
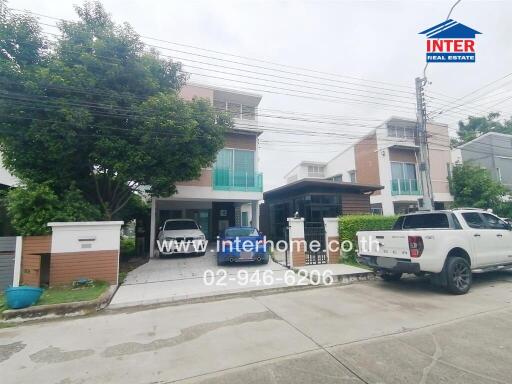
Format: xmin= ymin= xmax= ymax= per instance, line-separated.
xmin=415 ymin=77 xmax=434 ymax=211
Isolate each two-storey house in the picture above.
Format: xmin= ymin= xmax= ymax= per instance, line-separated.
xmin=284 ymin=117 xmax=453 ymax=215
xmin=452 ymin=132 xmax=512 ymax=190
xmin=148 ymin=84 xmax=263 ymax=256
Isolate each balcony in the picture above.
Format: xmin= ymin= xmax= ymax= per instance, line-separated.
xmin=391 ymin=179 xmax=421 ymax=196
xmin=212 ymin=169 xmax=263 ymax=192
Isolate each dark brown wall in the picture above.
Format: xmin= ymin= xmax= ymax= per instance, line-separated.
xmin=50 ymin=250 xmax=118 ymax=286
xmin=341 ymin=192 xmax=371 ymax=214
xmin=389 ymin=148 xmax=417 ymax=163
xmin=355 ymin=133 xmax=380 ymax=195
xmin=176 ymin=169 xmax=212 ymax=187
xmin=21 ymin=235 xmax=52 ymax=287
xmin=225 ymin=132 xmax=257 ymax=150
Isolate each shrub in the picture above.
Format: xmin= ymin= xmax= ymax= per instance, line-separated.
xmin=339 ymin=215 xmax=398 ymax=263
xmin=4 ymin=183 xmax=101 ymax=235
xmin=120 ymin=237 xmax=136 ymax=260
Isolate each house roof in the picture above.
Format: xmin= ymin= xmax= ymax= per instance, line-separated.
xmin=229 ymin=127 xmax=264 ymax=137
xmin=264 ymin=178 xmax=383 ymax=200
xmin=456 ymin=131 xmax=512 ymax=149
xmin=283 ymin=161 xmax=327 ymax=178
xmin=419 ymin=19 xmax=481 ymax=39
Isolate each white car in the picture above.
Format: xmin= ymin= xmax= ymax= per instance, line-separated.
xmin=357 ymin=209 xmax=512 ymax=294
xmin=156 ymin=219 xmax=207 ymax=257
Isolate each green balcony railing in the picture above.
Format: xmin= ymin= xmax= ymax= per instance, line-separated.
xmin=391 ymin=179 xmax=422 ymax=196
xmin=212 ymin=169 xmax=263 ymax=192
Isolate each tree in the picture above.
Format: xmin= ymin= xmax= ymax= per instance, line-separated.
xmin=3 ymin=183 xmax=102 ymax=235
xmin=454 ymin=112 xmax=512 ymax=146
xmin=450 ymin=164 xmax=511 ymax=217
xmin=0 ymin=1 xmax=231 ymax=221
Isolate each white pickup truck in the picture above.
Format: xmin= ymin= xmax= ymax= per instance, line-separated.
xmin=356 ymin=209 xmax=512 ymax=294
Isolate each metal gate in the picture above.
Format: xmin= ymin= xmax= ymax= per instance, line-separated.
xmin=0 ymin=237 xmax=16 ymax=290
xmin=304 ymin=222 xmax=327 ymax=265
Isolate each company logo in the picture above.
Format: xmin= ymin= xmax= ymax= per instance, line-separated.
xmin=419 ymin=19 xmax=481 ymax=63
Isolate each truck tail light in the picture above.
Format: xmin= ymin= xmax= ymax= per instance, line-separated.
xmin=408 ymin=236 xmax=424 ymax=258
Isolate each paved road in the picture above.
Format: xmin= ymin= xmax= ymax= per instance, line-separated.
xmin=1 ymin=271 xmax=511 ymax=383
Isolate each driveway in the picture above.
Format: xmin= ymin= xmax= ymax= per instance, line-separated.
xmin=2 ymin=271 xmax=511 ymax=383
xmin=110 ymin=244 xmax=291 ymax=308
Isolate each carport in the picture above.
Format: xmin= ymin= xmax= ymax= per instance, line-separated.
xmin=149 ymin=195 xmax=261 ymax=258
xmin=109 ymin=243 xmax=290 ymax=308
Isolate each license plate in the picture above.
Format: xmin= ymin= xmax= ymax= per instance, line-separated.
xmin=376 ymin=257 xmax=398 ymax=268
xmin=239 ymin=251 xmax=254 ymax=260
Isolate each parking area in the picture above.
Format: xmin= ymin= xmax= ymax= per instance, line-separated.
xmin=109 ymin=244 xmax=291 ymax=308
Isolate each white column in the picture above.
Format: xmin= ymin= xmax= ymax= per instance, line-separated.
xmin=12 ymin=236 xmax=22 ymax=287
xmin=323 ymin=218 xmax=339 ymax=263
xmin=251 ymin=201 xmax=260 ymax=229
xmin=149 ymin=197 xmax=156 ymax=258
xmin=287 ymin=217 xmax=305 ymax=267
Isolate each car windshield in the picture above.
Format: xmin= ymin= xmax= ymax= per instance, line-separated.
xmin=224 ymin=228 xmax=259 ymax=237
xmin=164 ymin=220 xmax=198 ymax=230
xmin=401 ymin=213 xmax=450 ymax=229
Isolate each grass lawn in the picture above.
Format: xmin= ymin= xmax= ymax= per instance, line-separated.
xmin=37 ymin=281 xmax=110 ymax=306
xmin=340 ymin=258 xmax=372 ymax=270
xmin=0 ymin=281 xmax=110 ymax=312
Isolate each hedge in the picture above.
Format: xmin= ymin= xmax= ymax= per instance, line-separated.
xmin=338 ymin=215 xmax=398 ymax=263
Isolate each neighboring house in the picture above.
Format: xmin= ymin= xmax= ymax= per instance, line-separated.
xmin=149 ymin=83 xmax=263 ymax=256
xmin=452 ymin=132 xmax=512 ymax=190
xmin=0 ymin=155 xmax=18 ymax=189
xmin=284 ymin=117 xmax=453 ymax=215
xmin=0 ymin=156 xmax=18 ymax=236
xmin=260 ymin=178 xmax=382 ymax=241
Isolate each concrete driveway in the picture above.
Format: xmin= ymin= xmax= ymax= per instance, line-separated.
xmin=110 ymin=244 xmax=290 ymax=308
xmin=2 ymin=271 xmax=511 ymax=383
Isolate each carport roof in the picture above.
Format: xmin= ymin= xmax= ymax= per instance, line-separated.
xmin=263 ymin=178 xmax=383 ymax=199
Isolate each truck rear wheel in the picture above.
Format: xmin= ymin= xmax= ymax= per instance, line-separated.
xmin=445 ymin=256 xmax=472 ymax=295
xmin=380 ymin=272 xmax=402 ymax=281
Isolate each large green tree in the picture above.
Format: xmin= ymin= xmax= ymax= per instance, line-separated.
xmin=0 ymin=1 xmax=231 ymax=222
xmin=454 ymin=112 xmax=512 ymax=146
xmin=450 ymin=163 xmax=511 ymax=217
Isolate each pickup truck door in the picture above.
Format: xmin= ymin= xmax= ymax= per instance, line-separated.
xmin=460 ymin=212 xmax=495 ymax=267
xmin=481 ymin=213 xmax=512 ymax=265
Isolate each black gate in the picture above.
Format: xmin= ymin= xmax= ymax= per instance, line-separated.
xmin=0 ymin=237 xmax=16 ymax=290
xmin=304 ymin=222 xmax=327 ymax=265
xmin=283 ymin=225 xmax=290 ymax=267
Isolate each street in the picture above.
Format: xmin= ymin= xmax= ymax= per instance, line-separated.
xmin=1 ymin=271 xmax=511 ymax=384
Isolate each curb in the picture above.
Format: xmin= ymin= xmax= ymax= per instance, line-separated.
xmin=1 ymin=285 xmax=117 ymax=322
xmin=105 ymin=270 xmax=376 ymax=314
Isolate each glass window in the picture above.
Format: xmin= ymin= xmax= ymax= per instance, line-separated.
xmin=227 ymin=102 xmax=241 ymax=118
xmin=213 ymin=99 xmax=226 ymax=112
xmin=391 ymin=162 xmax=404 ymax=179
xmin=164 ymin=220 xmax=198 ymax=230
xmin=404 ymin=163 xmax=417 ymax=180
xmin=461 ymin=212 xmax=486 ymax=229
xmin=392 ymin=216 xmax=405 ymax=230
xmin=224 ymin=227 xmax=259 ymax=237
xmin=241 ymin=105 xmax=255 ymax=120
xmin=451 ymin=214 xmax=463 ymax=229
xmin=307 ymin=165 xmax=324 ymax=177
xmin=392 ymin=162 xmax=417 ymax=180
xmin=234 ymin=149 xmax=255 ymax=186
xmin=481 ymin=213 xmax=508 ymax=230
xmin=402 ymin=213 xmax=450 ymax=229
xmin=349 ymin=170 xmax=356 ymax=182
